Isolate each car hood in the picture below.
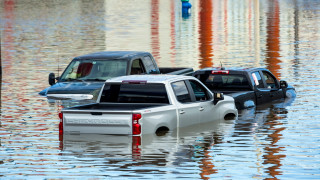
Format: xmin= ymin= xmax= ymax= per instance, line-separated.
xmin=39 ymin=81 xmax=104 ymax=100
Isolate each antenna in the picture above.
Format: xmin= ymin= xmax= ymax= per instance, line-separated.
xmin=57 ymin=47 xmax=60 ymax=78
xmin=58 ymin=59 xmax=60 ymax=78
xmin=220 ymin=61 xmax=225 ymax=70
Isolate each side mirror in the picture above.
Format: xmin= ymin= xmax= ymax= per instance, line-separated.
xmin=149 ymin=69 xmax=159 ymax=74
xmin=213 ymin=92 xmax=224 ymax=105
xmin=280 ymin=80 xmax=288 ymax=88
xmin=49 ymin=73 xmax=56 ymax=85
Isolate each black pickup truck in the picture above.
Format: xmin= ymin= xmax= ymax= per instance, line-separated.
xmin=193 ymin=67 xmax=296 ymax=109
xmin=39 ymin=51 xmax=193 ymax=100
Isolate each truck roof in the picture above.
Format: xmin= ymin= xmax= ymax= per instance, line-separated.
xmin=73 ymin=51 xmax=152 ymax=60
xmin=106 ymin=75 xmax=197 ymax=83
xmin=193 ymin=67 xmax=268 ymax=75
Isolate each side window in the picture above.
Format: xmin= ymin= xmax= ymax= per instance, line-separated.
xmin=142 ymin=56 xmax=158 ymax=74
xmin=251 ymin=72 xmax=264 ymax=88
xmin=130 ymin=59 xmax=146 ymax=75
xmin=262 ymin=71 xmax=278 ymax=89
xmin=171 ymin=81 xmax=192 ymax=103
xmin=189 ymin=80 xmax=211 ymax=101
xmin=64 ymin=61 xmax=81 ymax=79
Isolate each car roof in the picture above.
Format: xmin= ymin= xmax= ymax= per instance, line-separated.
xmin=73 ymin=51 xmax=151 ymax=60
xmin=106 ymin=75 xmax=197 ymax=83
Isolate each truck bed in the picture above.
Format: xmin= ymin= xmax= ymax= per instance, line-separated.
xmin=159 ymin=67 xmax=194 ymax=75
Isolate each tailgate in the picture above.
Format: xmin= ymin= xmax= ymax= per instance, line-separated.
xmin=63 ymin=112 xmax=132 ymax=134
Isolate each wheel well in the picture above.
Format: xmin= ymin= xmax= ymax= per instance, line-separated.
xmin=224 ymin=113 xmax=236 ymax=120
xmin=155 ymin=126 xmax=169 ymax=136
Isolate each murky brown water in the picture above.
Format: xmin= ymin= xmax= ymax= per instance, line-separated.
xmin=1 ymin=0 xmax=320 ymax=179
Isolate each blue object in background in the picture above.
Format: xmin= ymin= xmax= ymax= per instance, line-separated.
xmin=181 ymin=0 xmax=192 ymax=18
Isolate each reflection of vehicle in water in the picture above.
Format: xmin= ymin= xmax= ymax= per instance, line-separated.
xmin=60 ymin=118 xmax=235 ymax=162
xmin=39 ymin=51 xmax=193 ymax=100
xmin=238 ymin=96 xmax=295 ymax=124
xmin=60 ymin=75 xmax=237 ymax=135
xmin=233 ymin=96 xmax=295 ymax=179
xmin=193 ymin=67 xmax=296 ymax=109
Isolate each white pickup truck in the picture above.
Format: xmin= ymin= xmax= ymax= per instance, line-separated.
xmin=59 ymin=75 xmax=238 ymax=135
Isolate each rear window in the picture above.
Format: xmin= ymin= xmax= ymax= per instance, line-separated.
xmin=100 ymin=83 xmax=169 ymax=104
xmin=198 ymin=74 xmax=251 ymax=91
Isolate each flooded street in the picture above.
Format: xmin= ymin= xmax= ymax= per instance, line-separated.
xmin=1 ymin=0 xmax=320 ymax=179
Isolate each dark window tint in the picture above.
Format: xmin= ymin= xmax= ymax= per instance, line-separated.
xmin=198 ymin=74 xmax=251 ymax=91
xmin=262 ymin=71 xmax=278 ymax=89
xmin=171 ymin=81 xmax=192 ymax=103
xmin=189 ymin=80 xmax=211 ymax=101
xmin=130 ymin=59 xmax=146 ymax=75
xmin=100 ymin=83 xmax=169 ymax=104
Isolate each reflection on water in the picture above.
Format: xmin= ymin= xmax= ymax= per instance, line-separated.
xmin=266 ymin=0 xmax=281 ymax=78
xmin=237 ymin=98 xmax=295 ymax=179
xmin=1 ymin=0 xmax=320 ymax=179
xmin=60 ymin=119 xmax=234 ymax=178
xmin=199 ymin=0 xmax=214 ymax=68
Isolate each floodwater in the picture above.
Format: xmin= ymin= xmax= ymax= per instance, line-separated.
xmin=0 ymin=0 xmax=319 ymax=179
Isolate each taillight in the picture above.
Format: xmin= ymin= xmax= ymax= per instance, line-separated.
xmin=59 ymin=112 xmax=63 ymax=133
xmin=132 ymin=113 xmax=142 ymax=135
xmin=212 ymin=70 xmax=229 ymax=74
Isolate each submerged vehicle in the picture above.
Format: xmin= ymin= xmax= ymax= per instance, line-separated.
xmin=193 ymin=67 xmax=296 ymax=109
xmin=40 ymin=51 xmax=193 ymax=100
xmin=59 ymin=75 xmax=237 ymax=135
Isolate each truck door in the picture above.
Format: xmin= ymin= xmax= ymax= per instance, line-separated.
xmin=186 ymin=80 xmax=218 ymax=124
xmin=171 ymin=80 xmax=200 ymax=128
xmin=252 ymin=71 xmax=269 ymax=105
xmin=261 ymin=70 xmax=284 ymax=101
xmin=251 ymin=71 xmax=283 ymax=105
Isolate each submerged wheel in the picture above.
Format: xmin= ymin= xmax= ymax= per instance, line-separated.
xmin=224 ymin=113 xmax=236 ymax=120
xmin=156 ymin=126 xmax=169 ymax=136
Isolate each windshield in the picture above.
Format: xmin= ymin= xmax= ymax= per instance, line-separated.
xmin=60 ymin=60 xmax=127 ymax=81
xmin=198 ymin=74 xmax=251 ymax=91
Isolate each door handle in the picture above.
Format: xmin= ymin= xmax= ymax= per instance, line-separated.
xmin=199 ymin=107 xmax=204 ymax=111
xmin=91 ymin=112 xmax=102 ymax=115
xmin=179 ymin=110 xmax=185 ymax=114
xmin=258 ymin=94 xmax=263 ymax=98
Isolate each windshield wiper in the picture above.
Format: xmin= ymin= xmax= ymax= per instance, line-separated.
xmin=61 ymin=78 xmax=85 ymax=82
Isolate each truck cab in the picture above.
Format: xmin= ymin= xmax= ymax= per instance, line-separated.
xmin=39 ymin=51 xmax=193 ymax=100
